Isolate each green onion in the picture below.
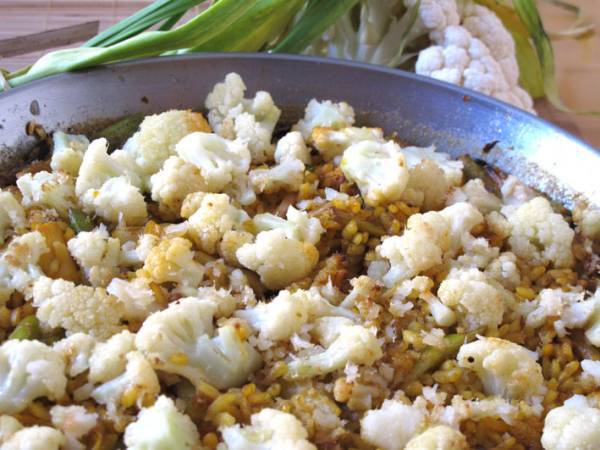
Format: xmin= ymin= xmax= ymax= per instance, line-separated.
xmin=68 ymin=208 xmax=94 ymax=233
xmin=408 ymin=333 xmax=465 ymax=380
xmin=542 ymin=0 xmax=595 ymax=40
xmin=9 ymin=316 xmax=41 ymax=341
xmin=96 ymin=112 xmax=145 ymax=149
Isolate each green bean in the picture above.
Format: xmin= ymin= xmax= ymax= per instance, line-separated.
xmin=9 ymin=316 xmax=41 ymax=341
xmin=68 ymin=208 xmax=94 ymax=233
xmin=408 ymin=333 xmax=465 ymax=380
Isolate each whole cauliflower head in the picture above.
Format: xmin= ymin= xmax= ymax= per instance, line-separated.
xmin=236 ymin=229 xmax=320 ymax=290
xmin=0 ymin=339 xmax=66 ymax=414
xmin=135 ymin=297 xmax=261 ymax=390
xmin=220 ymin=408 xmax=316 ymax=450
xmin=32 ymin=276 xmax=124 ymax=339
xmin=0 ymin=191 xmax=25 ymax=245
xmin=293 ymin=98 xmax=355 ymax=141
xmin=16 ymin=170 xmax=76 ymax=217
xmin=122 ymin=109 xmax=211 ymax=177
xmin=141 ymin=237 xmax=204 ymax=288
xmin=341 ymin=140 xmax=409 ymax=206
xmin=287 ymin=316 xmax=382 ymax=379
xmin=124 ymin=395 xmax=200 ymax=450
xmin=311 ymin=126 xmax=384 ymax=162
xmin=456 ymin=337 xmax=545 ymax=401
xmin=506 ymin=196 xmax=574 ymax=268
xmin=50 ymin=131 xmax=90 ymax=176
xmin=437 ymin=267 xmax=505 ymax=331
xmin=405 ymin=425 xmax=469 ymax=450
xmin=541 ymin=395 xmax=600 ymax=450
xmin=360 ymin=398 xmax=427 ymax=450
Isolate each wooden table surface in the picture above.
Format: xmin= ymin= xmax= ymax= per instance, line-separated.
xmin=1 ymin=0 xmax=598 ymax=148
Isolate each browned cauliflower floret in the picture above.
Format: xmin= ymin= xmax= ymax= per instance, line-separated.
xmin=141 ymin=237 xmax=204 ymax=288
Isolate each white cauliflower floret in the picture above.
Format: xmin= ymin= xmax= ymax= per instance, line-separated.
xmin=180 ymin=286 xmax=237 ymax=319
xmin=80 ymin=176 xmax=148 ymax=226
xmin=457 ymin=337 xmax=545 ymax=401
xmin=249 ymin=159 xmax=305 ymax=194
xmin=0 ymin=191 xmax=25 ymax=244
xmin=274 ymin=131 xmax=310 ymax=164
xmin=0 ymin=415 xmax=23 ymax=443
xmin=220 ymin=408 xmax=315 ymax=450
xmin=218 ymin=230 xmax=254 ymax=266
xmin=438 ymin=267 xmax=505 ymax=331
xmin=32 ymin=276 xmax=124 ymax=339
xmin=519 ymin=288 xmax=598 ymax=337
xmin=88 ymin=330 xmax=136 ymax=384
xmin=53 ymin=333 xmax=96 ymax=378
xmin=121 ymin=109 xmax=211 ymax=178
xmin=67 ymin=224 xmax=121 ymax=287
xmin=405 ymin=425 xmax=469 ymax=450
xmin=581 ymin=359 xmax=600 ymax=385
xmin=484 ymin=252 xmax=521 ymax=290
xmin=360 ymin=398 xmax=427 ymax=450
xmin=236 ymin=288 xmax=354 ymax=342
xmin=205 ymin=73 xmax=280 ymax=163
xmin=486 ymin=211 xmax=512 ymax=241
xmin=574 ymin=204 xmax=600 ymax=240
xmin=236 ymin=229 xmax=319 ymax=290
xmin=293 ymin=99 xmax=355 ymax=142
xmin=176 ymin=132 xmax=251 ymax=192
xmin=124 ymin=395 xmax=200 ymax=450
xmin=447 ymin=178 xmax=501 ymax=214
xmin=311 ymin=126 xmax=384 ymax=162
xmin=500 ymin=175 xmax=536 ymax=207
xmin=439 ymin=202 xmax=484 ymax=254
xmin=135 ymin=297 xmax=261 ymax=390
xmin=406 ymin=0 xmax=460 ymax=41
xmin=186 ymin=193 xmax=250 ymax=254
xmin=341 ymin=140 xmax=409 ymax=206
xmin=287 ymin=317 xmax=382 ymax=379
xmin=149 ymin=156 xmax=207 ymax=218
xmin=50 ymin=131 xmax=90 ymax=176
xmin=141 ymin=237 xmax=204 ymax=288
xmin=50 ymin=405 xmax=98 ymax=450
xmin=0 ymin=231 xmax=48 ymax=303
xmin=402 ymin=158 xmax=450 ymax=211
xmin=120 ymin=233 xmax=159 ymax=268
xmin=16 ymin=170 xmax=76 ymax=216
xmin=1 ymin=424 xmax=66 ymax=450
xmin=541 ymin=395 xmax=600 ymax=450
xmin=91 ymin=351 xmax=160 ymax=422
xmin=586 ymin=295 xmax=600 ymax=347
xmin=0 ymin=339 xmax=66 ymax=414
xmin=253 ymin=206 xmax=324 ymax=246
xmin=401 ymin=145 xmax=463 ymax=187
xmin=106 ymin=277 xmax=160 ymax=322
xmin=506 ymin=197 xmax=574 ymax=268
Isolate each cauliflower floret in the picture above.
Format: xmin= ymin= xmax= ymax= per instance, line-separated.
xmin=1 ymin=424 xmax=66 ymax=450
xmin=120 ymin=233 xmax=159 ymax=268
xmin=293 ymin=98 xmax=355 ymax=142
xmin=124 ymin=395 xmax=200 ymax=450
xmin=50 ymin=405 xmax=98 ymax=450
xmin=175 ymin=132 xmax=251 ymax=192
xmin=586 ymin=297 xmax=600 ymax=347
xmin=402 ymin=158 xmax=450 ymax=211
xmin=447 ymin=178 xmax=501 ymax=214
xmin=135 ymin=297 xmax=261 ymax=390
xmin=0 ymin=415 xmax=23 ymax=442
xmin=541 ymin=395 xmax=600 ymax=450
xmin=53 ymin=333 xmax=96 ymax=377
xmin=180 ymin=286 xmax=238 ymax=319
xmin=236 ymin=288 xmax=354 ymax=342
xmin=0 ymin=340 xmax=66 ymax=414
xmin=519 ymin=288 xmax=598 ymax=337
xmin=141 ymin=237 xmax=204 ymax=288
xmin=581 ymin=359 xmax=600 ymax=385
xmin=149 ymin=156 xmax=207 ymax=219
xmin=439 ymin=202 xmax=484 ymax=254
xmin=402 ymin=145 xmax=463 ymax=187
xmin=205 ymin=73 xmax=280 ymax=163
xmin=286 ymin=317 xmax=382 ymax=379
xmin=236 ymin=229 xmax=319 ymax=290
xmin=360 ymin=398 xmax=427 ymax=450
xmin=88 ymin=330 xmax=136 ymax=384
xmin=122 ymin=110 xmax=211 ymax=177
xmin=457 ymin=337 xmax=545 ymax=401
xmin=186 ymin=193 xmax=250 ymax=254
xmin=32 ymin=276 xmax=124 ymax=339
xmin=506 ymin=197 xmax=574 ymax=268
xmin=80 ymin=176 xmax=148 ymax=226
xmin=484 ymin=251 xmax=521 ymax=290
xmin=91 ymin=351 xmax=160 ymax=422
xmin=437 ymin=267 xmax=505 ymax=331
xmin=405 ymin=425 xmax=469 ymax=450
xmin=253 ymin=206 xmax=325 ymax=246
xmin=341 ymin=140 xmax=409 ymax=206
xmin=220 ymin=408 xmax=316 ymax=450
xmin=311 ymin=126 xmax=384 ymax=162
xmin=274 ymin=131 xmax=310 ymax=164
xmin=573 ymin=204 xmax=600 ymax=240
xmin=218 ymin=230 xmax=254 ymax=266
xmin=0 ymin=231 xmax=48 ymax=303
xmin=249 ymin=159 xmax=305 ymax=194
xmin=406 ymin=0 xmax=460 ymax=41
xmin=16 ymin=170 xmax=76 ymax=216
xmin=0 ymin=191 xmax=26 ymax=244
xmin=67 ymin=224 xmax=121 ymax=287
xmin=486 ymin=211 xmax=512 ymax=241
xmin=106 ymin=277 xmax=160 ymax=322
xmin=50 ymin=131 xmax=90 ymax=176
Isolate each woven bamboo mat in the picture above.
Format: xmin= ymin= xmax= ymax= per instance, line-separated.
xmin=1 ymin=0 xmax=598 ymax=148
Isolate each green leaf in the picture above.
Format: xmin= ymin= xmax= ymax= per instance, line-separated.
xmin=512 ymin=30 xmax=544 ymax=98
xmin=272 ymin=0 xmax=360 ymax=54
